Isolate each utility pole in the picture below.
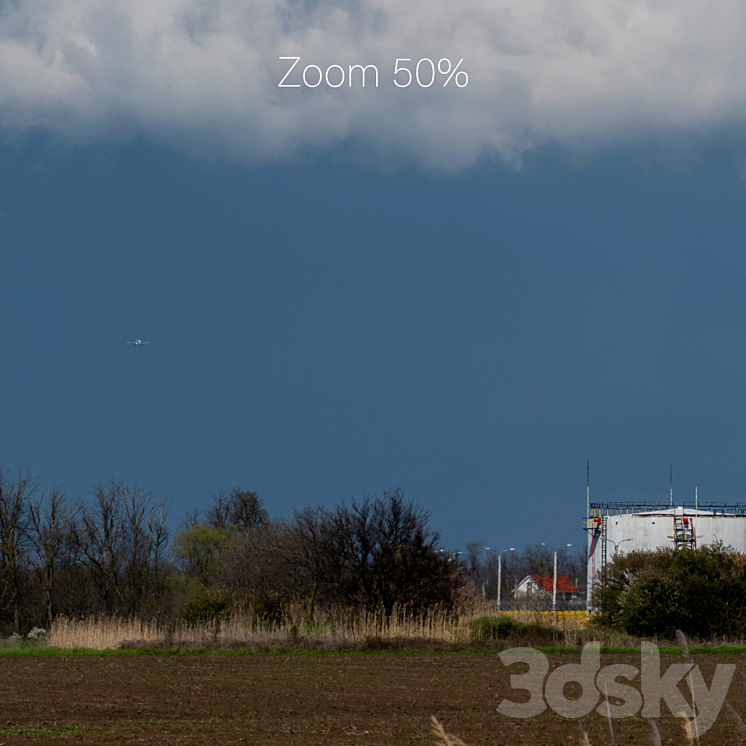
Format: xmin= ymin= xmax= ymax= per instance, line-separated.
xmin=497 ymin=548 xmax=515 ymax=611
xmin=553 ymin=544 xmax=572 ymax=612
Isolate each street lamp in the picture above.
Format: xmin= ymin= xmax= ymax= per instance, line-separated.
xmin=608 ymin=538 xmax=632 ymax=557
xmin=497 ymin=548 xmax=515 ymax=611
xmin=552 ymin=544 xmax=572 ymax=612
xmin=482 ymin=548 xmax=490 ymax=597
xmin=439 ymin=549 xmax=464 ymax=562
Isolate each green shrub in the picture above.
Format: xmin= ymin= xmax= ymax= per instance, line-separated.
xmin=180 ymin=588 xmax=232 ymax=626
xmin=469 ymin=615 xmax=522 ymax=640
xmin=470 ymin=615 xmax=542 ymax=639
xmin=469 ymin=615 xmax=558 ymax=643
xmin=597 ymin=543 xmax=746 ymax=639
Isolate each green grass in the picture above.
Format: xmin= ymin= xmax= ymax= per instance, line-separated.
xmin=2 ymin=643 xmax=746 ymax=656
xmin=0 ymin=638 xmax=48 ymax=652
xmin=0 ymin=724 xmax=82 ymax=739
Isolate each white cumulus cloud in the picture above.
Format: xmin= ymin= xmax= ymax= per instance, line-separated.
xmin=1 ymin=0 xmax=746 ymax=168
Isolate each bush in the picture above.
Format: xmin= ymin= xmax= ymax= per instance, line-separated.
xmin=470 ymin=615 xmax=522 ymax=640
xmin=180 ymin=588 xmax=232 ymax=626
xmin=597 ymin=543 xmax=746 ymax=639
xmin=468 ymin=615 xmax=555 ymax=642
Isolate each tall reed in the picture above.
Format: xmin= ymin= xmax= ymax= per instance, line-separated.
xmin=46 ymin=607 xmax=591 ymax=650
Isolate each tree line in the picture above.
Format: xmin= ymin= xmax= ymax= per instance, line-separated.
xmin=0 ymin=467 xmax=592 ymax=634
xmin=0 ymin=468 xmax=170 ymax=633
xmin=0 ymin=469 xmax=473 ymax=634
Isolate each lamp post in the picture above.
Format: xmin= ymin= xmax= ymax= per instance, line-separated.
xmin=497 ymin=548 xmax=515 ymax=611
xmin=608 ymin=538 xmax=631 ymax=558
xmin=483 ymin=548 xmax=490 ymax=597
xmin=439 ymin=549 xmax=463 ymax=562
xmin=552 ymin=544 xmax=572 ymax=612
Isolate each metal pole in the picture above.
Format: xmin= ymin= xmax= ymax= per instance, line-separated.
xmin=553 ymin=550 xmax=558 ymax=612
xmin=497 ymin=555 xmax=502 ymax=610
xmin=670 ymin=465 xmax=673 ymax=509
xmin=496 ymin=548 xmax=514 ymax=611
xmin=551 ymin=544 xmax=571 ymax=612
xmin=586 ymin=462 xmax=590 ymax=612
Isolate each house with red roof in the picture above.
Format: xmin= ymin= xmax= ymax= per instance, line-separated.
xmin=513 ymin=574 xmax=579 ymax=599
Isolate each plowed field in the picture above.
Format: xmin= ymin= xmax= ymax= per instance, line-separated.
xmin=0 ymin=651 xmax=744 ymax=744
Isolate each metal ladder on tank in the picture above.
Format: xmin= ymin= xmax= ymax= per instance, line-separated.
xmin=673 ymin=515 xmax=696 ymax=549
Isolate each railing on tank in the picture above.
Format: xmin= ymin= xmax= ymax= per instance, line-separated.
xmin=588 ymin=502 xmax=671 ymax=518
xmin=587 ymin=501 xmax=746 ymax=518
xmin=681 ymin=502 xmax=746 ymax=515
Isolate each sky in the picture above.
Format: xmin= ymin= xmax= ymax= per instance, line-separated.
xmin=3 ymin=0 xmax=746 ymax=556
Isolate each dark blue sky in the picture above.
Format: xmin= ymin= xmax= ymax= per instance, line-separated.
xmin=3 ymin=137 xmax=746 ymax=553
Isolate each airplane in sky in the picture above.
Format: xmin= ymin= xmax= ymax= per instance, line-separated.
xmin=126 ymin=339 xmax=151 ymax=345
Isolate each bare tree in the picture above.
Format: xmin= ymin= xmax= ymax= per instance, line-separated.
xmin=26 ymin=486 xmax=69 ymax=628
xmin=178 ymin=508 xmax=202 ymax=532
xmin=0 ymin=467 xmax=37 ymax=631
xmin=287 ymin=506 xmax=331 ymax=620
xmin=206 ymin=488 xmax=268 ymax=531
xmin=216 ymin=520 xmax=294 ymax=619
xmin=464 ymin=541 xmax=484 ymax=579
xmin=520 ymin=543 xmax=554 ymax=577
xmin=71 ymin=480 xmax=171 ymax=615
xmin=324 ymin=489 xmax=465 ymax=614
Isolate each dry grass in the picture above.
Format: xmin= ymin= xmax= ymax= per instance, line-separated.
xmin=39 ymin=608 xmax=709 ymax=657
xmin=430 ymin=716 xmax=467 ymax=746
xmin=500 ymin=609 xmax=590 ymax=630
xmin=47 ymin=616 xmax=158 ymax=650
xmin=676 ymin=713 xmax=695 ymax=746
xmin=45 ymin=607 xmax=593 ymax=651
xmin=648 ymin=720 xmax=662 ymax=746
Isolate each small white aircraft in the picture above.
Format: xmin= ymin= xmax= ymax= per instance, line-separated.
xmin=126 ymin=339 xmax=151 ymax=346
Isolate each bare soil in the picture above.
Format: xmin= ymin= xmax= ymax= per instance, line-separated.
xmin=0 ymin=651 xmax=744 ymax=744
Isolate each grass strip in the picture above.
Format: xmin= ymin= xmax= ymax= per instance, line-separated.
xmin=1 ymin=644 xmax=745 ymax=657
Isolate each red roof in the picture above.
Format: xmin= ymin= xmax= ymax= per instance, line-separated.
xmin=529 ymin=574 xmax=579 ymax=593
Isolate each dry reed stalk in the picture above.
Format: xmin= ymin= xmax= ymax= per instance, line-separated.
xmin=46 ymin=605 xmax=591 ymax=650
xmin=676 ymin=630 xmax=700 ymax=746
xmin=675 ymin=630 xmax=690 ymax=662
xmin=676 ymin=712 xmax=695 ymax=746
xmin=48 ymin=616 xmax=163 ymax=650
xmin=577 ymin=719 xmax=592 ymax=746
xmin=430 ymin=716 xmax=467 ymax=746
xmin=648 ymin=720 xmax=662 ymax=746
xmin=601 ymin=683 xmax=616 ymax=746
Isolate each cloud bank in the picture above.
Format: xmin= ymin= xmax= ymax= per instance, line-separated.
xmin=1 ymin=0 xmax=746 ymax=168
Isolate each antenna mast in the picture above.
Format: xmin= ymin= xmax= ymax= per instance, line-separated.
xmin=670 ymin=465 xmax=673 ymax=509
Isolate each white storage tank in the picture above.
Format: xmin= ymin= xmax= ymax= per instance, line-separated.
xmin=585 ymin=502 xmax=746 ymax=609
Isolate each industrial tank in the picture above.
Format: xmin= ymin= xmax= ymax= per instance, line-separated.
xmin=585 ymin=502 xmax=746 ymax=609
